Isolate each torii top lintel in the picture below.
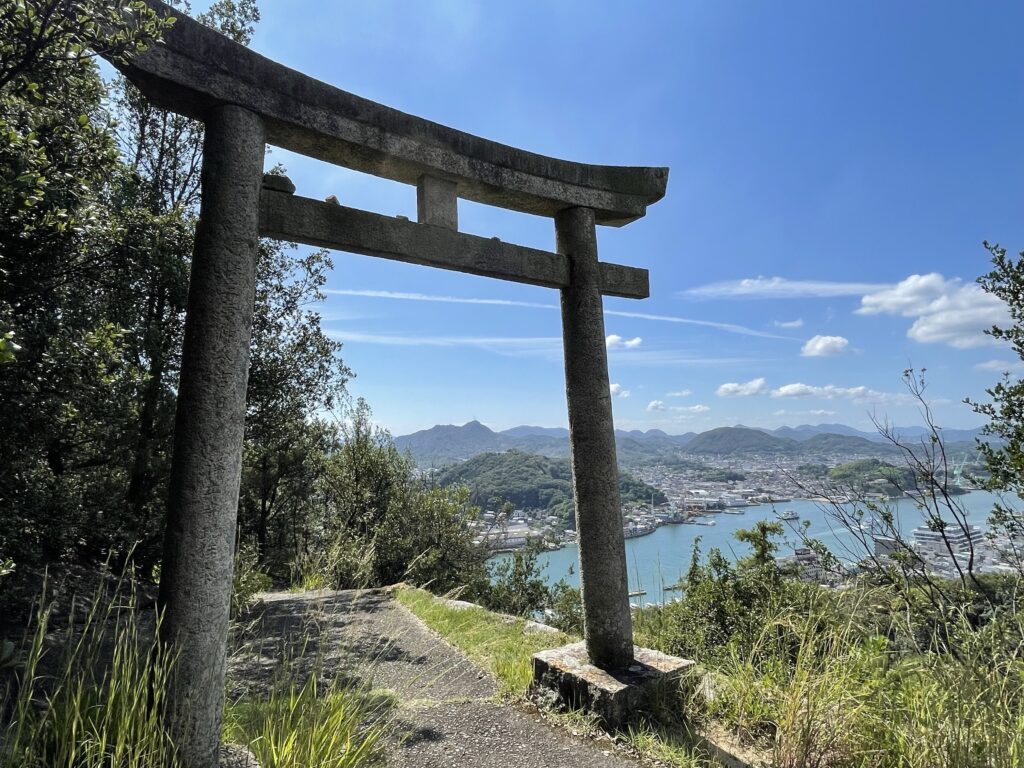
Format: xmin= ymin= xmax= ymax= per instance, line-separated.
xmin=115 ymin=1 xmax=668 ymax=226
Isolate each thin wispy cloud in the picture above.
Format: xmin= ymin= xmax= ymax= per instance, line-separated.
xmin=975 ymin=359 xmax=1024 ymax=372
xmin=326 ymin=329 xmax=562 ymax=358
xmin=666 ymin=389 xmax=692 ymax=397
xmin=323 ymin=289 xmax=553 ymax=310
xmin=324 ymin=288 xmax=794 ymax=340
xmin=684 ymin=276 xmax=889 ymax=299
xmin=773 ymin=409 xmax=838 ymax=417
xmin=647 ymin=400 xmax=709 ymax=414
xmin=774 ymin=318 xmax=804 ymax=328
xmin=770 ymin=382 xmax=912 ymax=404
xmin=607 ymin=349 xmax=760 ymax=367
xmin=604 ymin=310 xmax=793 ymax=340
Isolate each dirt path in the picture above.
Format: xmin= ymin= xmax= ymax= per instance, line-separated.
xmin=229 ymin=589 xmax=640 ymax=768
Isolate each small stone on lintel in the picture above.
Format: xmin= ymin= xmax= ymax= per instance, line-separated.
xmin=262 ymin=173 xmax=296 ymax=194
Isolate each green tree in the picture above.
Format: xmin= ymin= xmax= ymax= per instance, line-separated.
xmin=972 ymin=243 xmax=1024 ymax=556
xmin=0 ymin=0 xmax=169 ymax=570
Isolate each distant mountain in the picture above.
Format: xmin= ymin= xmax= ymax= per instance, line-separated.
xmin=500 ymin=425 xmax=569 ymax=438
xmin=394 ymin=421 xmax=986 ymax=466
xmin=684 ymin=427 xmax=794 ymax=455
xmin=394 ymin=420 xmax=508 ymax=464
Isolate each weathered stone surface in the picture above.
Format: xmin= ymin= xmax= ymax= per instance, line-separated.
xmin=112 ymin=1 xmax=667 ymax=225
xmin=259 ymin=190 xmax=650 ymax=299
xmin=261 ymin=172 xmax=294 ymax=194
xmin=220 ymin=744 xmax=259 ymax=767
xmin=532 ymin=642 xmax=694 ymax=730
xmin=159 ymin=105 xmax=265 ymax=768
xmin=558 ymin=207 xmax=635 ymax=669
xmin=417 ymin=174 xmax=458 ymax=230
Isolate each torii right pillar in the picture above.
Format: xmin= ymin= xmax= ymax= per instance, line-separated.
xmin=533 ymin=207 xmax=694 ymax=729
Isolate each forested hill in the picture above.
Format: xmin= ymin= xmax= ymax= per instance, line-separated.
xmin=434 ymin=450 xmax=667 ymax=521
xmin=397 ymin=420 xmax=991 ymax=467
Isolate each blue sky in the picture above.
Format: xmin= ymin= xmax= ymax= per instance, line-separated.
xmin=227 ymin=1 xmax=1024 ymax=435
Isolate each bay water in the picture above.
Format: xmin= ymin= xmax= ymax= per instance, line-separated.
xmin=491 ymin=491 xmax=1011 ymax=604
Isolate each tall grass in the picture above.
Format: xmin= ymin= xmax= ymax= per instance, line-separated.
xmin=682 ymin=590 xmax=1024 ymax=768
xmin=223 ymin=662 xmax=393 ymax=768
xmin=0 ymin=577 xmax=179 ymax=768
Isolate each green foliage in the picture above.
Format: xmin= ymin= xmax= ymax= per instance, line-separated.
xmin=435 ymin=449 xmax=665 ymax=525
xmin=483 ymin=542 xmax=551 ymax=617
xmin=0 ymin=577 xmax=179 ymax=768
xmin=634 ymin=528 xmax=801 ymax=667
xmin=734 ymin=520 xmax=784 ymax=568
xmin=0 ymin=0 xmax=357 ymax=596
xmin=291 ymin=400 xmax=490 ymax=596
xmin=828 ymin=458 xmax=915 ymax=492
xmin=223 ymin=663 xmax=391 ymax=768
xmin=546 ymin=580 xmax=584 ymax=635
xmin=396 ymin=586 xmax=571 ymax=697
xmin=231 ymin=540 xmax=271 ymax=618
xmin=971 ymin=243 xmax=1024 ymax=549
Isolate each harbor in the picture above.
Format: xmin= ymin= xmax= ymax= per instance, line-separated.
xmin=490 ymin=491 xmax=1010 ymax=603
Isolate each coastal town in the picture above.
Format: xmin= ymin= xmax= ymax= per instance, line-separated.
xmin=473 ymin=446 xmax=1018 ymax=583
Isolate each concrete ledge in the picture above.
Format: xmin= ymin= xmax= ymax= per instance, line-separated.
xmin=532 ymin=642 xmax=693 ymax=729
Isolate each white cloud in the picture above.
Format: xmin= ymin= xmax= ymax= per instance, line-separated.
xmin=606 ymin=334 xmax=643 ymax=350
xmin=666 ymin=389 xmax=692 ymax=397
xmin=975 ymin=359 xmax=1024 ymax=372
xmin=610 ymin=383 xmax=631 ymax=398
xmin=716 ymin=377 xmax=768 ymax=397
xmin=774 ymin=318 xmax=804 ymax=328
xmin=678 ymin=404 xmax=711 ymax=413
xmin=648 ymin=400 xmax=709 ymax=415
xmin=856 ymin=273 xmax=1009 ymax=349
xmin=770 ymin=382 xmax=910 ymax=404
xmin=801 ymin=335 xmax=849 ymax=357
xmin=685 ymin=276 xmax=889 ymax=299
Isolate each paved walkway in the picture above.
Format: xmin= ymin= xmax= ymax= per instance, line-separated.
xmin=229 ymin=589 xmax=640 ymax=768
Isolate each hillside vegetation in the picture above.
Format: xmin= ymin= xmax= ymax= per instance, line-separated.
xmin=435 ymin=450 xmax=666 ymax=521
xmin=828 ymin=458 xmax=916 ymax=491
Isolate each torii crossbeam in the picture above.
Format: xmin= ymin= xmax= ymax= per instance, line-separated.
xmin=109 ymin=3 xmax=670 ymax=763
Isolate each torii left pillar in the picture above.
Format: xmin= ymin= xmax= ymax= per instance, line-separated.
xmin=158 ymin=104 xmax=265 ymax=768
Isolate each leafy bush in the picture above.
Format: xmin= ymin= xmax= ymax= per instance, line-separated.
xmin=546 ymin=580 xmax=584 ymax=635
xmin=481 ymin=542 xmax=552 ymax=617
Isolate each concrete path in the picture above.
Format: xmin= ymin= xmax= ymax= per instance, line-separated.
xmin=229 ymin=589 xmax=641 ymax=768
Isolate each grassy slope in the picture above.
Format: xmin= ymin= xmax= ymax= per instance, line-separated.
xmin=396 ymin=587 xmax=718 ymax=768
xmin=395 ymin=587 xmax=572 ymax=697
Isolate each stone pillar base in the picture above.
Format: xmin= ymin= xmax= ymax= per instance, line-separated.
xmin=532 ymin=641 xmax=694 ymax=730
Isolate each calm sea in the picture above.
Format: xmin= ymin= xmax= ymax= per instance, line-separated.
xmin=490 ymin=490 xmax=1012 ymax=603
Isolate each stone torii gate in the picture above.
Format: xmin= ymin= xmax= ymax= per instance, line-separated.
xmin=111 ymin=3 xmax=676 ymax=764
